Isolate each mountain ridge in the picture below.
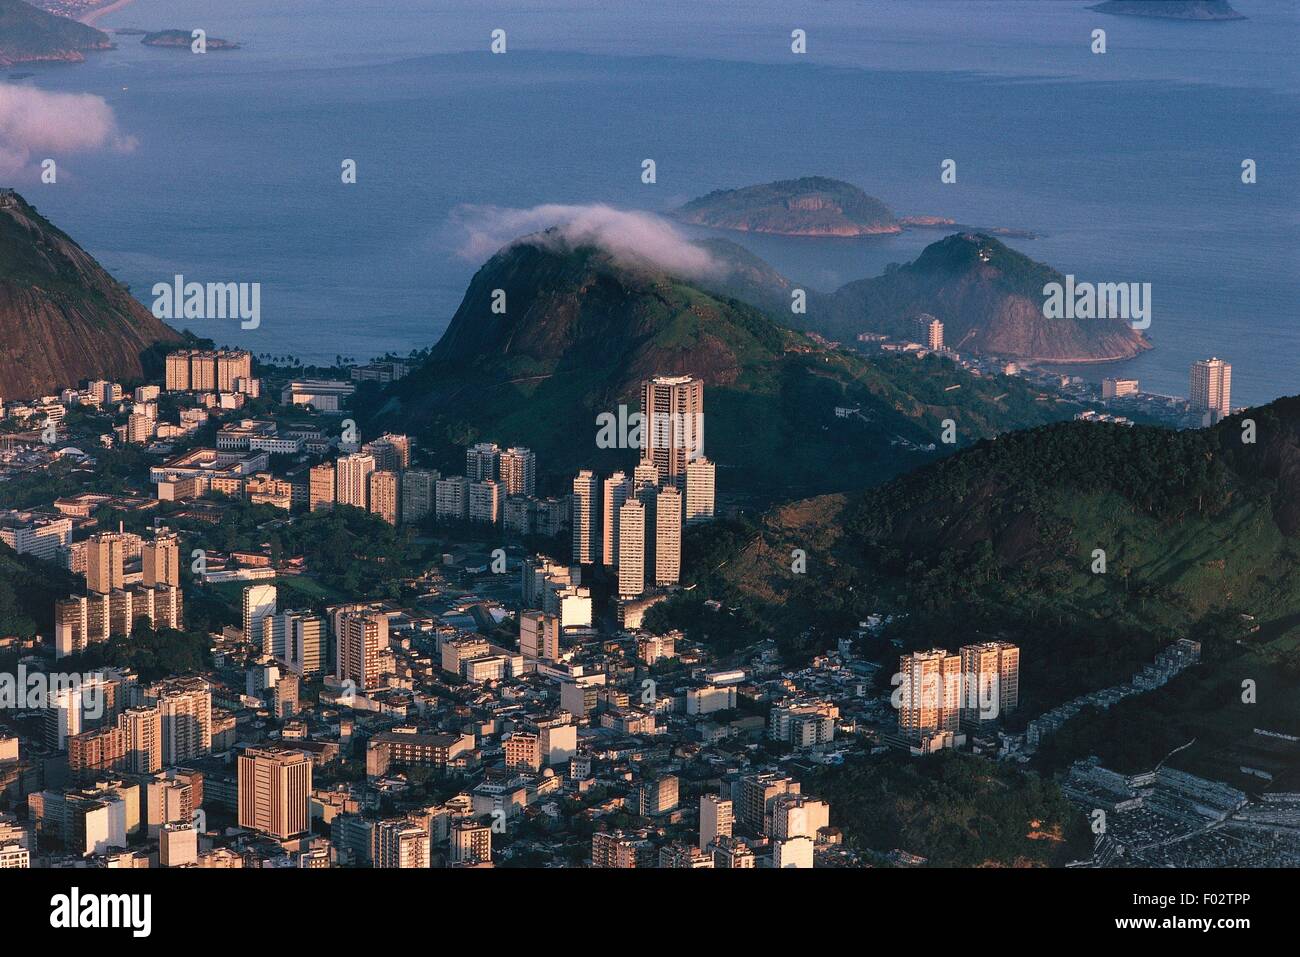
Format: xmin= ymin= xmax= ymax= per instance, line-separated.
xmin=376 ymin=235 xmax=1081 ymax=500
xmin=695 ymin=396 xmax=1300 ymax=684
xmin=0 ymin=190 xmax=182 ymax=398
xmin=819 ymin=232 xmax=1151 ymax=362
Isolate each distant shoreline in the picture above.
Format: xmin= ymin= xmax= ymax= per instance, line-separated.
xmin=79 ymin=0 xmax=137 ymax=27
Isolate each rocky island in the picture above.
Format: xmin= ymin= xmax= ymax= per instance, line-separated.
xmin=0 ymin=0 xmax=111 ymax=66
xmin=899 ymin=216 xmax=1038 ymax=240
xmin=1089 ymin=1 xmax=1245 ymax=20
xmin=142 ymin=29 xmax=240 ymax=49
xmin=675 ymin=177 xmax=901 ymax=237
xmin=677 ymin=177 xmax=1036 ymax=240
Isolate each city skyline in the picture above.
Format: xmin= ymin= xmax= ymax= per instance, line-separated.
xmin=0 ymin=3 xmax=1293 ymax=934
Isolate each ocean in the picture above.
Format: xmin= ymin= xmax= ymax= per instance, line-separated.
xmin=14 ymin=0 xmax=1299 ymax=405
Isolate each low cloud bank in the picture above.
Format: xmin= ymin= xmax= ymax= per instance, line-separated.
xmin=0 ymin=84 xmax=134 ymax=177
xmin=450 ymin=203 xmax=724 ymax=278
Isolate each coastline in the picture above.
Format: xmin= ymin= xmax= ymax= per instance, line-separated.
xmin=78 ymin=0 xmax=136 ymax=27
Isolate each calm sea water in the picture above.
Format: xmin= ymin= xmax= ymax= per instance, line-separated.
xmin=16 ymin=0 xmax=1299 ymax=405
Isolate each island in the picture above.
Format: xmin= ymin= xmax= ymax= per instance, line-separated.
xmin=1089 ymin=1 xmax=1245 ymax=20
xmin=898 ymin=216 xmax=1039 ymax=240
xmin=675 ymin=177 xmax=901 ymax=237
xmin=677 ymin=177 xmax=1036 ymax=241
xmin=142 ymin=29 xmax=240 ymax=50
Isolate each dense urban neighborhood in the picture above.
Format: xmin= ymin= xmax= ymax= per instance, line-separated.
xmin=0 ymin=340 xmax=1293 ymax=872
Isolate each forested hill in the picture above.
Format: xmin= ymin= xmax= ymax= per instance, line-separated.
xmin=673 ymin=396 xmax=1300 ymax=706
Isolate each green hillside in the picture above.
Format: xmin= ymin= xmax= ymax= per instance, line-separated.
xmin=367 ymin=239 xmax=1081 ymax=503
xmin=809 ymin=751 xmax=1090 ymax=867
xmin=0 ymin=545 xmax=82 ymax=639
xmin=654 ymin=397 xmax=1300 ymax=771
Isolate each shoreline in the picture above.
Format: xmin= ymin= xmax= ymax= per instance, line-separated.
xmin=78 ymin=0 xmax=137 ymax=27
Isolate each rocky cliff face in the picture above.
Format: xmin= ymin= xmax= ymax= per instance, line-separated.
xmin=0 ymin=191 xmax=181 ymax=399
xmin=823 ymin=233 xmax=1152 ymax=362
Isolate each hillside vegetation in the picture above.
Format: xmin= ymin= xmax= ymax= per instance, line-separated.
xmin=371 ymin=239 xmax=1080 ymax=502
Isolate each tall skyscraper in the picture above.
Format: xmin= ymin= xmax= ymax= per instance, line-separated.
xmin=242 ymin=584 xmax=278 ymax=651
xmin=363 ymin=433 xmax=411 ymax=472
xmin=685 ymin=457 xmax=716 ymax=525
xmin=738 ymin=772 xmax=798 ymax=835
xmin=637 ymin=482 xmax=658 ymax=574
xmin=142 ymin=533 xmax=180 ymax=588
xmin=641 ymin=375 xmax=704 ymax=484
xmin=1190 ymin=357 xmax=1232 ymax=422
xmin=165 ymin=349 xmax=254 ymax=394
xmin=617 ymin=498 xmax=646 ymax=597
xmin=917 ymin=314 xmax=944 ymax=350
xmin=145 ymin=770 xmax=200 ymax=838
xmin=435 ymin=475 xmax=469 ymax=521
xmin=337 ymin=609 xmax=389 ymax=691
xmin=145 ymin=677 xmax=212 ymax=764
xmin=85 ymin=532 xmax=126 ymax=594
xmin=451 ymin=821 xmax=492 ymax=865
xmin=602 ymin=472 xmax=631 ymax=567
xmin=215 ymin=350 xmax=253 ymax=393
xmin=699 ymin=794 xmax=733 ymax=851
xmin=468 ymin=480 xmax=501 ymax=524
xmin=655 ymin=485 xmax=682 ymax=586
xmin=633 ymin=461 xmax=659 ymax=491
xmin=898 ymin=649 xmax=963 ymax=739
xmin=46 ymin=673 xmax=117 ymax=750
xmin=164 ymin=351 xmax=191 ymax=392
xmin=571 ymin=470 xmax=600 ymax=565
xmin=263 ymin=610 xmax=325 ymax=677
xmin=499 ymin=447 xmax=537 ymax=497
xmin=368 ymin=470 xmax=400 ymax=525
xmin=309 ymin=462 xmax=336 ymax=511
xmin=238 ymin=746 xmax=312 ymax=840
xmin=120 ymin=706 xmax=162 ymax=774
xmin=401 ymin=469 xmax=438 ymax=524
xmin=466 ymin=442 xmax=500 ymax=482
xmin=56 ymin=591 xmax=179 ymax=657
xmin=959 ymin=641 xmax=1020 ymax=725
xmin=374 ymin=818 xmax=430 ymax=868
xmin=519 ymin=610 xmax=560 ymax=661
xmin=335 ymin=453 xmax=376 ymax=509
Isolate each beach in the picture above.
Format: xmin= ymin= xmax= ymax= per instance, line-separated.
xmin=78 ymin=0 xmax=136 ymax=27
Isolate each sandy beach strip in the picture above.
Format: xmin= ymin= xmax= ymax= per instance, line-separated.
xmin=78 ymin=0 xmax=138 ymax=27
